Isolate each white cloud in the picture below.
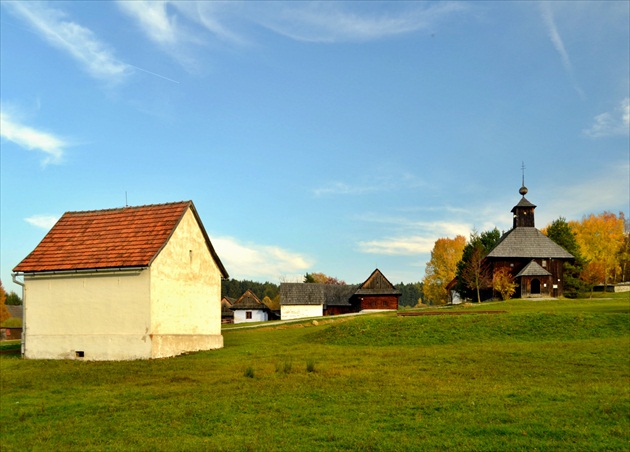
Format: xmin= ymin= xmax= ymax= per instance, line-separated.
xmin=0 ymin=110 xmax=66 ymax=165
xmin=212 ymin=236 xmax=313 ymax=282
xmin=118 ymin=1 xmax=468 ymax=64
xmin=25 ymin=215 xmax=59 ymax=230
xmin=117 ymin=1 xmax=178 ymax=45
xmin=313 ymin=182 xmax=378 ymax=197
xmin=5 ymin=2 xmax=130 ymax=83
xmin=539 ymin=1 xmax=584 ymax=98
xmin=314 ymin=173 xmax=425 ymax=197
xmin=247 ymin=1 xmax=469 ymax=43
xmin=356 ymin=218 xmax=473 ymax=256
xmin=583 ymin=98 xmax=630 ymax=138
xmin=357 ymin=235 xmax=436 ymax=255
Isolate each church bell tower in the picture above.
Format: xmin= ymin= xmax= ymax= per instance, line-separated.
xmin=511 ymin=164 xmax=536 ymax=228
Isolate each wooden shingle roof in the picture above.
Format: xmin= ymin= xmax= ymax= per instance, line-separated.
xmin=279 ymin=283 xmax=359 ymax=307
xmin=230 ymin=290 xmax=267 ymax=310
xmin=486 ymin=227 xmax=574 ymax=259
xmin=13 ymin=201 xmax=228 ymax=278
xmin=280 ymin=283 xmax=327 ymax=306
xmin=516 ymin=260 xmax=552 ymax=277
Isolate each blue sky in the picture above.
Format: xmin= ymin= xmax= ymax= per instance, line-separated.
xmin=1 ymin=1 xmax=628 ymax=293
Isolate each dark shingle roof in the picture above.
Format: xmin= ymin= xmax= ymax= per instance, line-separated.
xmin=486 ymin=227 xmax=574 ymax=259
xmin=280 ymin=283 xmax=359 ymax=307
xmin=6 ymin=305 xmax=23 ymax=318
xmin=516 ymin=260 xmax=552 ymax=277
xmin=511 ymin=196 xmax=536 ymax=210
xmin=230 ymin=290 xmax=267 ymax=310
xmin=280 ymin=283 xmax=326 ymax=306
xmin=325 ymin=285 xmax=360 ymax=306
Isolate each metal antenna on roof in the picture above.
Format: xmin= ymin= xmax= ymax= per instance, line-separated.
xmin=125 ymin=191 xmax=129 ymax=207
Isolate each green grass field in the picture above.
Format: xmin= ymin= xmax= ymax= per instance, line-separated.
xmin=1 ymin=295 xmax=628 ymax=451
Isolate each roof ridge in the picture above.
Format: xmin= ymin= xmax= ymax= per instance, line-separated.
xmin=64 ymin=200 xmax=192 ymax=215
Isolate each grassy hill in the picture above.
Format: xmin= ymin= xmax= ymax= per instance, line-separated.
xmin=1 ymin=296 xmax=628 ymax=450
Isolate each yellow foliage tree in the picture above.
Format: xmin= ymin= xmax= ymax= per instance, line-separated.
xmin=493 ymin=268 xmax=518 ymax=300
xmin=423 ymin=235 xmax=466 ymax=305
xmin=0 ymin=280 xmax=11 ymax=325
xmin=570 ymin=212 xmax=625 ymax=287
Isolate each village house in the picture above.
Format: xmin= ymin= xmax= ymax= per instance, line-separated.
xmin=485 ymin=184 xmax=574 ymax=298
xmin=230 ymin=289 xmax=273 ymax=324
xmin=280 ymin=269 xmax=400 ymax=320
xmin=12 ymin=201 xmax=228 ymax=360
xmin=221 ymin=296 xmax=236 ymax=324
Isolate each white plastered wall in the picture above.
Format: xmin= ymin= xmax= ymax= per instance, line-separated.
xmin=280 ymin=304 xmax=323 ymax=320
xmin=23 ymin=270 xmax=151 ymax=360
xmin=149 ymin=207 xmax=223 ymax=357
xmin=233 ymin=309 xmax=268 ymax=324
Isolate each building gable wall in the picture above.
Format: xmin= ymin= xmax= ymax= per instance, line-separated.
xmin=149 ymin=207 xmax=223 ymax=357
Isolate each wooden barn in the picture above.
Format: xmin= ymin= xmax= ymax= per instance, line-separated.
xmin=280 ymin=269 xmax=400 ymax=320
xmin=485 ymin=184 xmax=574 ymax=298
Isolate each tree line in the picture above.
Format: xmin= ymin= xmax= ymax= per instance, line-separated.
xmin=422 ymin=211 xmax=628 ymax=304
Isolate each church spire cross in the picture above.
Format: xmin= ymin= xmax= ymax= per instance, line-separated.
xmin=519 ymin=161 xmax=528 ymax=196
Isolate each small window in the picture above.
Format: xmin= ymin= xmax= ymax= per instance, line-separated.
xmin=542 ymin=260 xmax=547 ymax=267
xmin=76 ymin=351 xmax=85 ymax=358
xmin=246 ymin=311 xmax=252 ymax=319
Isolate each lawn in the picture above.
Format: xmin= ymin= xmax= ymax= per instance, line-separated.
xmin=1 ymin=296 xmax=628 ymax=451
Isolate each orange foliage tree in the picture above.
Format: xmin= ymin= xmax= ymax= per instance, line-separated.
xmin=423 ymin=235 xmax=466 ymax=305
xmin=570 ymin=212 xmax=626 ymax=287
xmin=0 ymin=281 xmax=11 ymax=325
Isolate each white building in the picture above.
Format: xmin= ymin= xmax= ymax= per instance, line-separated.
xmin=12 ymin=201 xmax=228 ymax=360
xmin=230 ymin=290 xmax=271 ymax=323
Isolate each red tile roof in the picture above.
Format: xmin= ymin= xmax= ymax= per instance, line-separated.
xmin=13 ymin=201 xmax=228 ymax=277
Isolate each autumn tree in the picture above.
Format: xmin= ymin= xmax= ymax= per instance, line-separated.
xmin=423 ymin=235 xmax=466 ymax=305
xmin=493 ymin=268 xmax=517 ymax=300
xmin=580 ymin=262 xmax=606 ymax=298
xmin=455 ymin=229 xmax=500 ymax=303
xmin=304 ymin=273 xmax=346 ymax=285
xmin=617 ymin=233 xmax=630 ymax=282
xmin=262 ymin=295 xmax=280 ymax=311
xmin=570 ymin=212 xmax=625 ymax=288
xmin=544 ymin=217 xmax=588 ymax=297
xmin=0 ymin=281 xmax=10 ymax=325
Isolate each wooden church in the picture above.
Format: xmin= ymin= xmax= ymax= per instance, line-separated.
xmin=485 ymin=183 xmax=574 ymax=298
